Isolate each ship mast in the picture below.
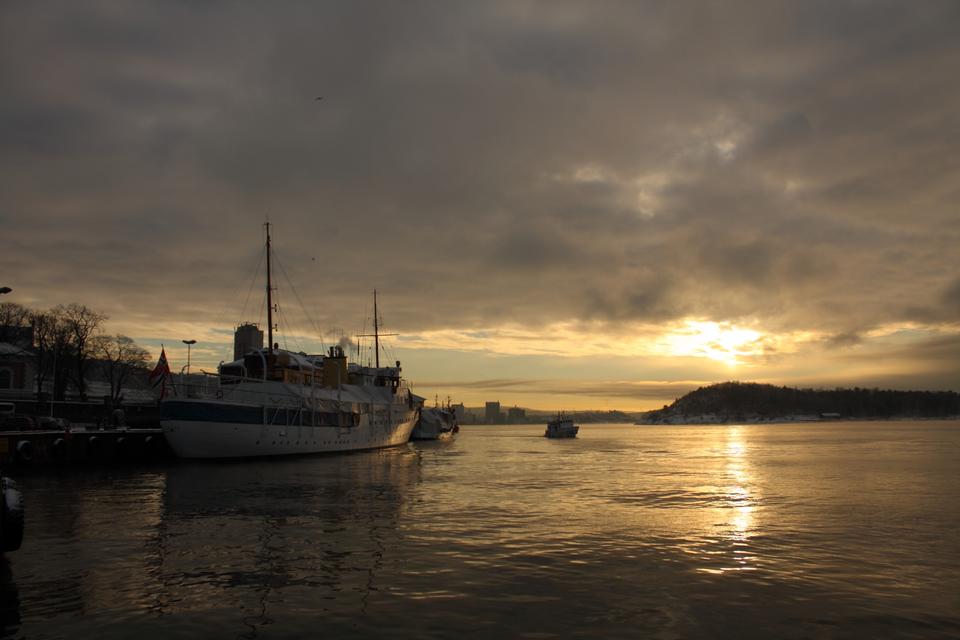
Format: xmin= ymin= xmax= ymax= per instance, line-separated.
xmin=373 ymin=288 xmax=379 ymax=368
xmin=265 ymin=221 xmax=274 ymax=351
xmin=357 ymin=290 xmax=396 ymax=369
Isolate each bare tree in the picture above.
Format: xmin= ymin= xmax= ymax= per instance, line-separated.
xmin=31 ymin=309 xmax=73 ymax=400
xmin=0 ymin=302 xmax=31 ymax=344
xmin=30 ymin=310 xmax=53 ymax=396
xmin=59 ymin=303 xmax=107 ymax=401
xmin=93 ymin=335 xmax=150 ymax=403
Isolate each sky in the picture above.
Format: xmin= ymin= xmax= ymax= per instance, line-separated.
xmin=2 ymin=1 xmax=959 ymax=411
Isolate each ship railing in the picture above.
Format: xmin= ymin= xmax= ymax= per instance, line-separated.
xmin=172 ymin=371 xmax=412 ymax=409
xmin=170 ymin=373 xmax=355 ymax=410
xmin=172 ymin=373 xmax=290 ymax=404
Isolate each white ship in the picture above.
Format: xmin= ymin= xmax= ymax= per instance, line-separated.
xmin=410 ymin=403 xmax=458 ymax=441
xmin=160 ymin=224 xmax=420 ymax=459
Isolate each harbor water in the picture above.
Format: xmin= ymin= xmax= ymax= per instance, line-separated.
xmin=3 ymin=421 xmax=959 ymax=639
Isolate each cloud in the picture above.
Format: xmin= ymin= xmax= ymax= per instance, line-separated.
xmin=941 ymin=278 xmax=960 ymax=319
xmin=823 ymin=331 xmax=864 ymax=349
xmin=2 ymin=1 xmax=959 ymax=395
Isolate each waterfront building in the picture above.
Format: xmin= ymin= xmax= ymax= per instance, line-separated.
xmin=233 ymin=323 xmax=264 ymax=361
xmin=0 ymin=343 xmax=34 ymax=396
xmin=0 ymin=326 xmax=35 ymax=397
xmin=507 ymin=406 xmax=526 ymax=423
xmin=485 ymin=401 xmax=502 ymax=424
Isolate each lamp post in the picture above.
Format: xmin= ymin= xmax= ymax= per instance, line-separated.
xmin=182 ymin=339 xmax=197 ymax=375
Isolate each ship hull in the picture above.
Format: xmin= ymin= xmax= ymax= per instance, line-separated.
xmin=161 ymin=399 xmax=417 ymax=459
xmin=410 ymin=429 xmax=455 ymax=442
xmin=410 ymin=406 xmax=457 ymax=441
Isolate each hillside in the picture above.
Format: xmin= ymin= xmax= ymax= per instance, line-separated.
xmin=638 ymin=382 xmax=960 ymax=424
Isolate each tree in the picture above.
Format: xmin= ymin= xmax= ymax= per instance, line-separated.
xmin=31 ymin=308 xmax=73 ymax=401
xmin=0 ymin=302 xmax=31 ymax=344
xmin=93 ymin=335 xmax=150 ymax=403
xmin=59 ymin=303 xmax=107 ymax=401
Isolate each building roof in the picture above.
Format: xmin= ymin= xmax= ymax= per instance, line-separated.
xmin=0 ymin=342 xmax=34 ymax=357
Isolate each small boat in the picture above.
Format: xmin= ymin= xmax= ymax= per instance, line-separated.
xmin=545 ymin=414 xmax=579 ymax=438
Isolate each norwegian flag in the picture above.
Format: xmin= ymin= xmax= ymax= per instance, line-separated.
xmin=149 ymin=346 xmax=172 ymax=398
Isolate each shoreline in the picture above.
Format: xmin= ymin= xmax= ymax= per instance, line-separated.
xmin=636 ymin=414 xmax=960 ymax=425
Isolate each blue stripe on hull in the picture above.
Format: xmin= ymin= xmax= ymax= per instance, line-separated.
xmin=161 ymin=400 xmax=263 ymax=424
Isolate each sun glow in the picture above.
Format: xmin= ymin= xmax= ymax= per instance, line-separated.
xmin=661 ymin=321 xmax=764 ymax=367
xmin=392 ymin=319 xmax=786 ymax=364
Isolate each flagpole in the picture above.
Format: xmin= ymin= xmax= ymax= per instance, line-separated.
xmin=166 ymin=343 xmax=174 ymax=398
xmin=150 ymin=344 xmax=174 ymax=400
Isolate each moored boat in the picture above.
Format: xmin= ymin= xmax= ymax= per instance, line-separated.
xmin=161 ymin=346 xmax=419 ymax=458
xmin=159 ymin=224 xmax=421 ymax=459
xmin=411 ymin=404 xmax=459 ymax=441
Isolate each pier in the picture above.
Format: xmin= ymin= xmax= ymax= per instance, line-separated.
xmin=0 ymin=398 xmax=174 ymax=466
xmin=0 ymin=428 xmax=173 ymax=466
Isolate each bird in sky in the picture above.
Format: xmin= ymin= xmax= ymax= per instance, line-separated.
xmin=315 ymin=96 xmax=323 ymax=101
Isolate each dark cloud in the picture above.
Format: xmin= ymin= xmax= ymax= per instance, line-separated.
xmin=580 ymin=278 xmax=682 ymax=323
xmin=823 ymin=331 xmax=864 ymax=349
xmin=942 ymin=278 xmax=960 ymax=318
xmin=821 ymin=332 xmax=960 ymax=391
xmin=902 ymin=277 xmax=960 ymax=324
xmin=747 ymin=111 xmax=814 ymax=158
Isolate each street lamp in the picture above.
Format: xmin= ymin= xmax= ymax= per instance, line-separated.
xmin=0 ymin=287 xmax=11 ymax=295
xmin=182 ymin=339 xmax=197 ymax=375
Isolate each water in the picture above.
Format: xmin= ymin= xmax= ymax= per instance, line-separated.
xmin=3 ymin=421 xmax=960 ymax=639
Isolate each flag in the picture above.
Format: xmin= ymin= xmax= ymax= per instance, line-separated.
xmin=149 ymin=347 xmax=172 ymax=398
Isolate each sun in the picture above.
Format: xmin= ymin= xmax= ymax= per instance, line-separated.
xmin=662 ymin=321 xmax=763 ymax=366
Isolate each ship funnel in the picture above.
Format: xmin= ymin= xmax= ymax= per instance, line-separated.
xmin=323 ymin=346 xmax=348 ymax=387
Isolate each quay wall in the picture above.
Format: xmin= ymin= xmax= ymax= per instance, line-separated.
xmin=1 ymin=398 xmax=170 ymax=467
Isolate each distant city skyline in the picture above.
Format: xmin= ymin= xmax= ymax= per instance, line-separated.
xmin=3 ymin=2 xmax=958 ymax=411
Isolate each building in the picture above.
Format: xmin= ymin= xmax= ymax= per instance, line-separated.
xmin=485 ymin=401 xmax=502 ymax=424
xmin=234 ymin=323 xmax=264 ymax=360
xmin=0 ymin=342 xmax=35 ymax=397
xmin=0 ymin=324 xmax=159 ymax=404
xmin=0 ymin=326 xmax=35 ymax=397
xmin=507 ymin=406 xmax=526 ymax=423
xmin=452 ymin=403 xmax=466 ymax=423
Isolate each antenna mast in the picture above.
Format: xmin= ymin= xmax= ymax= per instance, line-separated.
xmin=265 ymin=221 xmax=274 ymax=351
